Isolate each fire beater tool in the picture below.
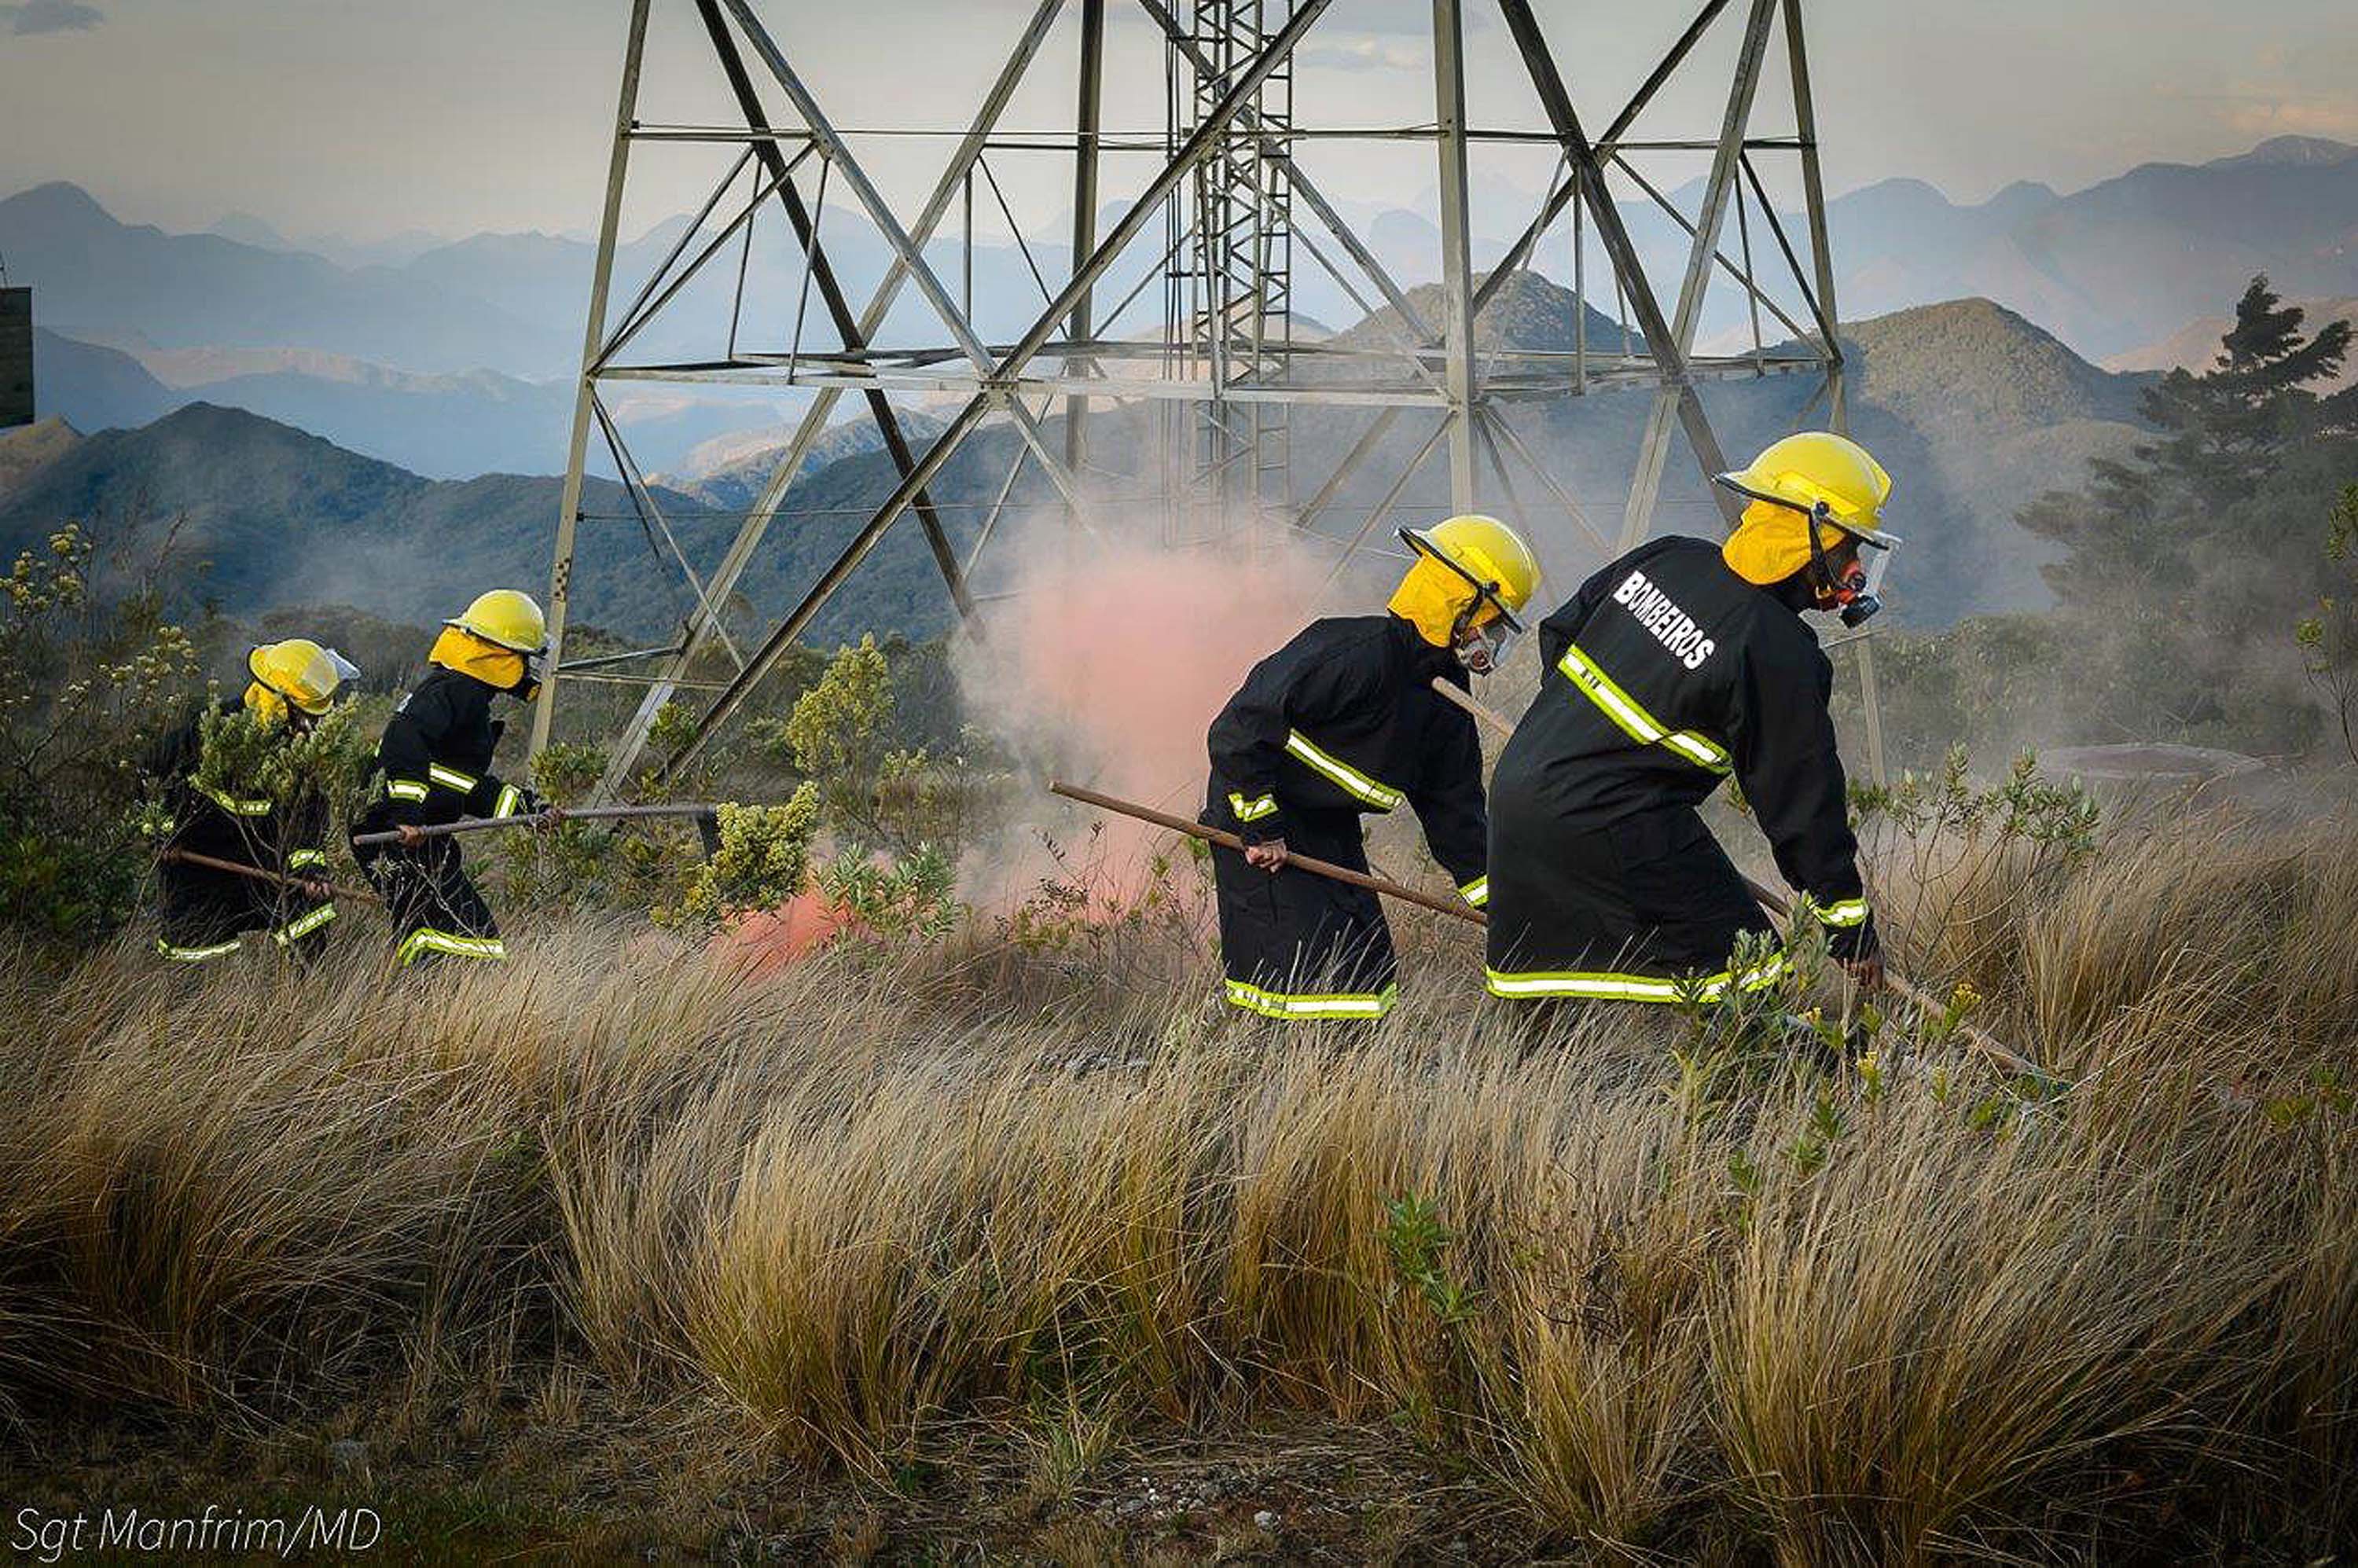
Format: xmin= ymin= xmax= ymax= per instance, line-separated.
xmin=1049 ymin=780 xmax=1486 ymax=926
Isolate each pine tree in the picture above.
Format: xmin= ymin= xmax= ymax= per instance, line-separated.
xmin=2019 ymin=275 xmax=2356 ymax=609
xmin=2135 ymin=277 xmax=2352 ymax=508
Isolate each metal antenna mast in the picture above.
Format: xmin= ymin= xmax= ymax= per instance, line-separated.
xmin=538 ymin=0 xmax=1875 ymax=792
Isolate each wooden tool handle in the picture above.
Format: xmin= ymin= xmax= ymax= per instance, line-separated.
xmin=1049 ymin=780 xmax=1486 ymax=926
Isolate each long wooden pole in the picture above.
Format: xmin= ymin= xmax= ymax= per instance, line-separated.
xmin=1428 ymin=678 xmax=2042 ymax=1075
xmin=1049 ymin=780 xmax=1486 ymax=927
xmin=351 ymin=802 xmax=718 ymax=847
xmin=163 ymin=848 xmax=379 ymax=905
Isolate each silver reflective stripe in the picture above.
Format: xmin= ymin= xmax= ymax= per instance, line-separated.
xmin=1283 ymin=731 xmax=1405 ymax=811
xmin=196 ymin=784 xmax=272 ymax=816
xmin=1228 ymin=791 xmax=1279 ymax=823
xmin=1459 ymin=876 xmax=1489 ymax=907
xmin=386 ymin=779 xmax=429 ymax=803
xmin=157 ymin=935 xmax=242 ymax=963
xmin=1815 ymin=897 xmax=1871 ymax=928
xmin=1225 ymin=979 xmax=1398 ymax=1019
xmin=273 ymin=903 xmax=338 ymax=944
xmin=1485 ymin=949 xmax=1787 ymax=1004
xmin=427 ymin=763 xmax=478 ymax=792
xmin=1556 ymin=644 xmax=1729 ymax=773
xmin=287 ymin=849 xmax=327 ymax=870
xmin=398 ymin=928 xmax=506 ymax=965
xmin=494 ymin=784 xmax=523 ymax=818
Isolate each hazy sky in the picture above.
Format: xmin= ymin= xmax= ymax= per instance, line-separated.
xmin=2 ymin=0 xmax=2354 ymax=244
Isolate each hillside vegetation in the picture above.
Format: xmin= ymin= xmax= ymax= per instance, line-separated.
xmin=0 ymin=799 xmax=2350 ymax=1562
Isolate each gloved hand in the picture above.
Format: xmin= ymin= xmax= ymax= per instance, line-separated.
xmin=1830 ymin=913 xmax=1882 ymax=989
xmin=518 ymin=787 xmax=564 ymax=830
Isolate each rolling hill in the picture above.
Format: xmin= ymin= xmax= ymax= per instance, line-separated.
xmin=0 ymin=402 xmax=1012 ymax=648
xmin=0 ymin=290 xmax=2152 ymax=645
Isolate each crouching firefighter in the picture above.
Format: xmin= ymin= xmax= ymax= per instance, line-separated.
xmin=1204 ymin=515 xmax=1540 ymax=1020
xmin=147 ymin=638 xmax=361 ymax=964
xmin=351 ymin=589 xmax=552 ymax=968
xmin=1486 ymin=431 xmax=1895 ymax=1007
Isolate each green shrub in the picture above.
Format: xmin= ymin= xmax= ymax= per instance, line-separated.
xmin=0 ymin=522 xmax=204 ymax=940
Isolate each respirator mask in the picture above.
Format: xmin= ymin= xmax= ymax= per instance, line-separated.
xmin=1455 ymin=615 xmax=1519 ymax=676
xmin=1805 ymin=501 xmax=1897 ymax=628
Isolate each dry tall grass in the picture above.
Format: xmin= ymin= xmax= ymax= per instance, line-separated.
xmin=0 ymin=811 xmax=2352 ymax=1561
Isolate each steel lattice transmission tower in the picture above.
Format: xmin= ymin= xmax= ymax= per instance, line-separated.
xmin=538 ymin=0 xmax=1880 ymax=794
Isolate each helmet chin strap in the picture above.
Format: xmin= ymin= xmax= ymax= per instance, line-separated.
xmin=1803 ymin=501 xmax=1882 ymax=627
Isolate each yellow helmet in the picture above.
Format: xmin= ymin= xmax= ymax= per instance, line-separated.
xmin=246 ymin=638 xmax=360 ymax=717
xmin=446 ymin=589 xmax=547 ymax=653
xmin=1715 ymin=431 xmax=1900 ymax=588
xmin=1387 ymin=514 xmax=1542 ymax=648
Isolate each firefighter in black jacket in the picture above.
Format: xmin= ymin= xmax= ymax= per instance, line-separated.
xmin=1204 ymin=514 xmax=1541 ymax=1019
xmin=149 ymin=638 xmax=359 ymax=963
xmin=1486 ymin=432 xmax=1896 ymax=1005
xmin=351 ymin=589 xmax=552 ymax=967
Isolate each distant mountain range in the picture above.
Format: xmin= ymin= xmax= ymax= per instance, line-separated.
xmin=1 ymin=135 xmax=2349 ymax=483
xmin=29 ymin=325 xmax=790 ymax=481
xmin=1819 ymin=137 xmax=2358 ymax=360
xmin=0 ymin=292 xmax=2155 ymax=648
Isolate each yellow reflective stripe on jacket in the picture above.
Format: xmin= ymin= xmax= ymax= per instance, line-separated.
xmin=1224 ymin=979 xmax=1398 ymax=1019
xmin=1556 ymin=644 xmax=1730 ymax=773
xmin=1459 ymin=876 xmax=1489 ymax=908
xmin=1813 ymin=897 xmax=1871 ymax=928
xmin=397 ymin=928 xmax=507 ymax=965
xmin=196 ymin=783 xmax=274 ymax=816
xmin=1228 ymin=791 xmax=1279 ymax=823
xmin=494 ymin=784 xmax=523 ymax=818
xmin=427 ymin=763 xmax=478 ymax=792
xmin=386 ymin=778 xmax=430 ymax=803
xmin=286 ymin=848 xmax=328 ymax=870
xmin=157 ymin=935 xmax=242 ymax=963
xmin=272 ymin=903 xmax=337 ymax=944
xmin=1485 ymin=949 xmax=1787 ymax=1004
xmin=1283 ymin=730 xmax=1405 ymax=811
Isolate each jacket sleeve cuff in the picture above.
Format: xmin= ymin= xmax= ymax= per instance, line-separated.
xmin=1811 ymin=894 xmax=1871 ymax=928
xmin=1225 ymin=789 xmax=1284 ymax=845
xmin=382 ymin=777 xmax=431 ymax=824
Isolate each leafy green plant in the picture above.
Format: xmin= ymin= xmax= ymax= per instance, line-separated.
xmin=1381 ymin=1194 xmax=1480 ymax=1330
xmin=816 ymin=845 xmax=958 ymax=945
xmin=190 ymin=696 xmax=377 ymax=827
xmin=656 ymin=788 xmax=821 ymax=937
xmin=1851 ymin=746 xmax=2099 ymax=860
xmin=1 ymin=520 xmax=205 ymax=938
xmin=751 ymin=637 xmax=1008 ymax=858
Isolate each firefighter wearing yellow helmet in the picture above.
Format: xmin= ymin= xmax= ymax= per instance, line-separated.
xmin=350 ymin=589 xmax=556 ymax=968
xmin=145 ymin=637 xmax=361 ymax=964
xmin=1202 ymin=514 xmax=1541 ymax=1019
xmin=1485 ymin=432 xmax=1895 ymax=1010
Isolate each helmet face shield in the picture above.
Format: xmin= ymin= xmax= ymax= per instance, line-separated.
xmin=252 ymin=641 xmax=362 ymax=714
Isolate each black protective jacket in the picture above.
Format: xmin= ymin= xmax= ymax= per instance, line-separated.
xmin=146 ymin=699 xmax=329 ymax=872
xmin=1204 ymin=613 xmax=1488 ymax=900
xmin=1492 ymin=534 xmax=1870 ymax=938
xmin=367 ymin=666 xmax=530 ymax=829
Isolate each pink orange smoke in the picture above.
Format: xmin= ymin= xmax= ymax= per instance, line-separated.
xmin=956 ymin=523 xmax=1336 ymax=908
